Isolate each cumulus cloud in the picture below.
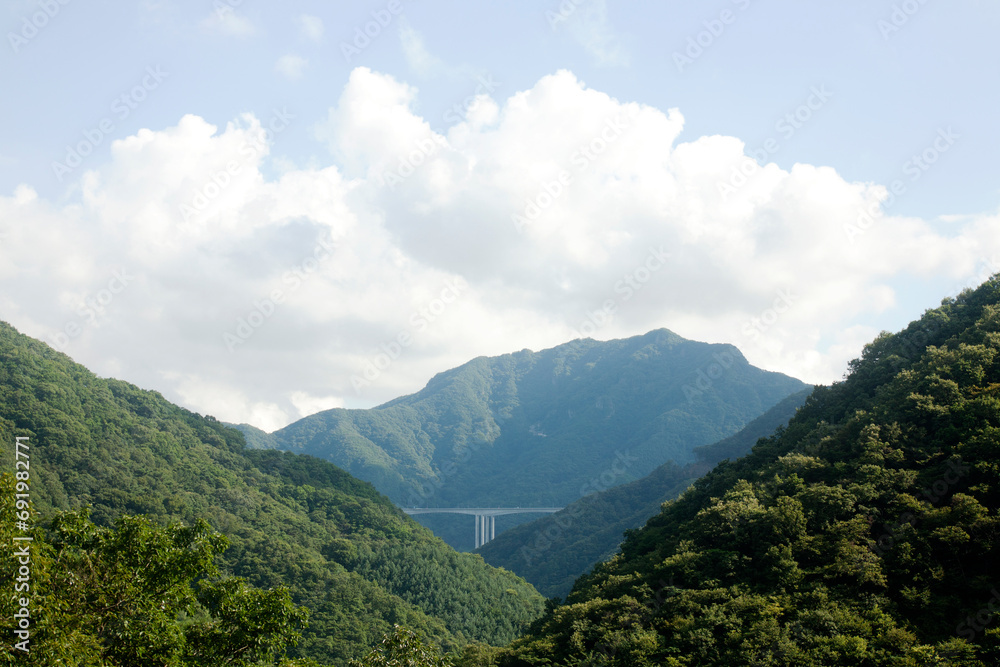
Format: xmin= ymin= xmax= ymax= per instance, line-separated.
xmin=297 ymin=14 xmax=324 ymax=42
xmin=2 ymin=68 xmax=999 ymax=431
xmin=551 ymin=0 xmax=630 ymax=66
xmin=200 ymin=5 xmax=255 ymax=37
xmin=275 ymin=54 xmax=307 ymax=80
xmin=398 ymin=20 xmax=446 ymax=77
xmin=290 ymin=391 xmax=344 ymax=419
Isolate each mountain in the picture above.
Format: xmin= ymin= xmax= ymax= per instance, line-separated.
xmin=477 ymin=388 xmax=812 ymax=599
xmin=251 ymin=329 xmax=808 ymax=550
xmin=499 ymin=279 xmax=1000 ymax=666
xmin=0 ymin=321 xmax=544 ymax=666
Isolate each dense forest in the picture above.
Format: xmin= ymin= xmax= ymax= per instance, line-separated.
xmin=478 ymin=389 xmax=812 ymax=598
xmin=498 ymin=279 xmax=1000 ymax=665
xmin=7 ymin=274 xmax=1000 ymax=665
xmin=242 ymin=329 xmax=807 ymax=550
xmin=0 ymin=474 xmax=314 ymax=666
xmin=0 ymin=321 xmax=543 ymax=665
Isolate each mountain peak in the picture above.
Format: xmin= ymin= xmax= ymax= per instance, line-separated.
xmin=261 ymin=328 xmax=807 ymax=550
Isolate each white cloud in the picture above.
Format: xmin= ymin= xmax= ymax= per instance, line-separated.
xmin=290 ymin=391 xmax=344 ymax=419
xmin=200 ymin=5 xmax=255 ymax=37
xmin=3 ymin=68 xmax=1000 ymax=431
xmin=275 ymin=54 xmax=308 ymax=80
xmin=297 ymin=14 xmax=324 ymax=42
xmin=173 ymin=374 xmax=290 ymax=432
xmin=555 ymin=0 xmax=630 ymax=66
xmin=398 ymin=20 xmax=446 ymax=77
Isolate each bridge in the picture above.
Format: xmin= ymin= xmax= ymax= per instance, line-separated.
xmin=402 ymin=507 xmax=564 ymax=548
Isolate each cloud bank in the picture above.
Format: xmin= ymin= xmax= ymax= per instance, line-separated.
xmin=2 ymin=68 xmax=997 ymax=430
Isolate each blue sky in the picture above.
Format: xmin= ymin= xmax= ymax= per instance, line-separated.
xmin=2 ymin=0 xmax=999 ymax=430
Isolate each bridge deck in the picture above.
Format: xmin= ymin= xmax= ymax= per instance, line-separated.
xmin=402 ymin=507 xmax=563 ymax=516
xmin=401 ymin=507 xmax=564 ymax=547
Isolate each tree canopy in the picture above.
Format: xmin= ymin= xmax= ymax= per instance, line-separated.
xmin=0 ymin=473 xmax=312 ymax=666
xmin=499 ymin=279 xmax=1000 ymax=666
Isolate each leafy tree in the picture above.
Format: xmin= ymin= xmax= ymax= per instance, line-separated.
xmin=0 ymin=475 xmax=313 ymax=666
xmin=349 ymin=625 xmax=453 ymax=667
xmin=477 ymin=389 xmax=812 ymax=599
xmin=0 ymin=319 xmax=545 ymax=664
xmin=499 ymin=276 xmax=1000 ymax=666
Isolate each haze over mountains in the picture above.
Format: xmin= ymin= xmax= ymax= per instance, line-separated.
xmin=236 ymin=329 xmax=809 ymax=550
xmin=5 ymin=276 xmax=1000 ymax=665
xmin=501 ymin=278 xmax=1000 ymax=666
xmin=477 ymin=388 xmax=813 ymax=599
xmin=0 ymin=321 xmax=543 ymax=664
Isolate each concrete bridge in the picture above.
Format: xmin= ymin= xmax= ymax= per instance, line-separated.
xmin=402 ymin=507 xmax=564 ymax=548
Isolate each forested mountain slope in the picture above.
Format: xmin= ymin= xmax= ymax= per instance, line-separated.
xmin=253 ymin=330 xmax=807 ymax=549
xmin=0 ymin=322 xmax=544 ymax=666
xmin=478 ymin=388 xmax=812 ymax=599
xmin=500 ymin=279 xmax=1000 ymax=666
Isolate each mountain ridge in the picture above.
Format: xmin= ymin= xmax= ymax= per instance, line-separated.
xmin=239 ymin=328 xmax=808 ymax=551
xmin=499 ymin=278 xmax=1000 ymax=666
xmin=477 ymin=387 xmax=814 ymax=599
xmin=0 ymin=320 xmax=544 ymax=665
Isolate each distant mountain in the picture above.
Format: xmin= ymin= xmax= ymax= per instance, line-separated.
xmin=478 ymin=389 xmax=812 ymax=599
xmin=500 ymin=280 xmax=1000 ymax=666
xmin=250 ymin=329 xmax=808 ymax=550
xmin=0 ymin=322 xmax=543 ymax=666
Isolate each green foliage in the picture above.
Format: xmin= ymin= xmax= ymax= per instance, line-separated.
xmin=499 ymin=276 xmax=1000 ymax=666
xmin=0 ymin=475 xmax=311 ymax=666
xmin=185 ymin=577 xmax=309 ymax=665
xmin=478 ymin=390 xmax=811 ymax=598
xmin=349 ymin=625 xmax=453 ymax=667
xmin=346 ymin=624 xmax=504 ymax=667
xmin=0 ymin=322 xmax=544 ymax=665
xmin=253 ymin=329 xmax=808 ymax=551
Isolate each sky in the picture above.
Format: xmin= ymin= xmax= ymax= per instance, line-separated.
xmin=2 ymin=0 xmax=999 ymax=432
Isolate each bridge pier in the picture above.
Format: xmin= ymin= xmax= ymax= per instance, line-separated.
xmin=474 ymin=515 xmax=496 ymax=548
xmin=400 ymin=507 xmax=564 ymax=550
